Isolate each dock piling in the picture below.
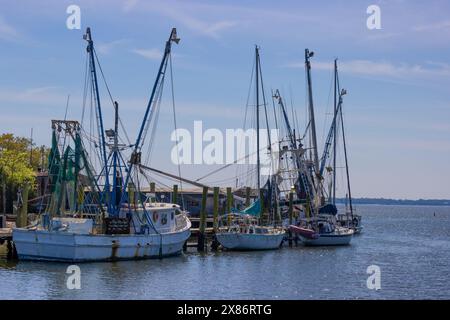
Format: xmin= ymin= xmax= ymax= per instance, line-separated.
xmin=226 ymin=187 xmax=232 ymax=226
xmin=288 ymin=191 xmax=293 ymax=247
xmin=211 ymin=186 xmax=220 ymax=251
xmin=197 ymin=186 xmax=208 ymax=252
xmin=172 ymin=184 xmax=178 ymax=204
xmin=16 ymin=183 xmax=29 ymax=228
xmin=245 ymin=187 xmax=251 ymax=207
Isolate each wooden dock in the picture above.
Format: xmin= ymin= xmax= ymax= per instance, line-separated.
xmin=0 ymin=228 xmax=12 ymax=242
xmin=0 ymin=228 xmax=16 ymax=259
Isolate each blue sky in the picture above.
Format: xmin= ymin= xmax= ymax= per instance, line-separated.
xmin=0 ymin=0 xmax=449 ymax=199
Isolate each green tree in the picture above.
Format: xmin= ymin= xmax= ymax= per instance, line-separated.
xmin=0 ymin=133 xmax=49 ymax=213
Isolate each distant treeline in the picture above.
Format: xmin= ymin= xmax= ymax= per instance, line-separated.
xmin=336 ymin=198 xmax=450 ymax=206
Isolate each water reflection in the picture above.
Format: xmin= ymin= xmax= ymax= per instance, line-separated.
xmin=1 ymin=205 xmax=450 ymax=299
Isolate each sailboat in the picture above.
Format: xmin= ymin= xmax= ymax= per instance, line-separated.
xmin=287 ymin=50 xmax=354 ymax=246
xmin=12 ymin=28 xmax=191 ymax=262
xmin=215 ymin=46 xmax=285 ymax=251
xmin=325 ymin=59 xmax=362 ymax=234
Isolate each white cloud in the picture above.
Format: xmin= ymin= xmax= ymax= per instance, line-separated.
xmin=123 ymin=0 xmax=140 ymax=12
xmin=0 ymin=86 xmax=81 ymax=108
xmin=0 ymin=16 xmax=19 ymax=42
xmin=413 ymin=20 xmax=450 ymax=32
xmin=285 ymin=60 xmax=450 ymax=79
xmin=120 ymin=0 xmax=239 ymax=39
xmin=132 ymin=48 xmax=163 ymax=60
xmin=96 ymin=39 xmax=130 ymax=54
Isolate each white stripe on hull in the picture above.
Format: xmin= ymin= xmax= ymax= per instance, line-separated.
xmin=216 ymin=232 xmax=285 ymax=250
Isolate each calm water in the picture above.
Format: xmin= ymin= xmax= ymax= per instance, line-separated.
xmin=1 ymin=205 xmax=449 ymax=300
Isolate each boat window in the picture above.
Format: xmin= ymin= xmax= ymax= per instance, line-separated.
xmin=171 ymin=211 xmax=174 ymax=220
xmin=161 ymin=213 xmax=168 ymax=225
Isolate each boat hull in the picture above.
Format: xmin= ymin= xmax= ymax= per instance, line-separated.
xmin=13 ymin=224 xmax=191 ymax=262
xmin=288 ymin=225 xmax=319 ymax=239
xmin=300 ymin=232 xmax=353 ymax=246
xmin=216 ymin=232 xmax=285 ymax=250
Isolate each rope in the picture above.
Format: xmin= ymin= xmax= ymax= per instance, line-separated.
xmin=168 ymin=52 xmax=186 ymax=209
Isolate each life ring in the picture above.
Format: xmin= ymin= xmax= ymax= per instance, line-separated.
xmin=153 ymin=211 xmax=159 ymax=222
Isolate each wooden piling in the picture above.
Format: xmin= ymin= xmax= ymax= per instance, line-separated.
xmin=259 ymin=189 xmax=266 ymax=224
xmin=172 ymin=184 xmax=178 ymax=204
xmin=150 ymin=182 xmax=156 ymax=203
xmin=211 ymin=187 xmax=220 ymax=251
xmin=245 ymin=187 xmax=251 ymax=207
xmin=17 ymin=183 xmax=29 ymax=228
xmin=6 ymin=240 xmax=17 ymax=260
xmin=197 ymin=186 xmax=208 ymax=252
xmin=128 ymin=182 xmax=135 ymax=207
xmin=288 ymin=191 xmax=293 ymax=247
xmin=226 ymin=187 xmax=232 ymax=225
xmin=212 ymin=187 xmax=219 ymax=230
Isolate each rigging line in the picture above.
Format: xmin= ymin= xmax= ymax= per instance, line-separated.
xmin=289 ymin=85 xmax=301 ymax=137
xmin=258 ymin=53 xmax=273 ymax=150
xmin=168 ymin=52 xmax=185 ymax=208
xmin=203 ymin=168 xmax=259 ymax=186
xmin=141 ymin=61 xmax=168 ymax=150
xmin=64 ymin=94 xmax=71 ymax=120
xmin=143 ymin=77 xmax=165 ymax=164
xmin=81 ymin=53 xmax=89 ymax=126
xmin=236 ymin=57 xmax=256 ymax=180
xmin=134 ymin=169 xmax=159 ymax=233
xmin=93 ymin=48 xmax=115 ymax=107
xmin=270 ymin=89 xmax=279 ymax=131
xmin=196 ymin=139 xmax=281 ymax=182
xmin=140 ymin=169 xmax=174 ymax=191
xmin=139 ymin=57 xmax=170 ymax=152
xmin=144 ymin=94 xmax=162 ymax=164
xmin=320 ymin=66 xmax=335 ymax=150
xmin=93 ymin=48 xmax=131 ymax=145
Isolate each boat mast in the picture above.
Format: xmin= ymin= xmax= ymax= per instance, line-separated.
xmin=340 ymin=88 xmax=353 ymax=215
xmin=332 ymin=59 xmax=337 ymax=205
xmin=111 ymin=101 xmax=119 ymax=211
xmin=255 ymin=46 xmax=261 ymax=214
xmin=305 ymin=49 xmax=320 ymax=192
xmin=84 ymin=27 xmax=111 ymax=210
xmin=120 ymin=28 xmax=180 ymax=210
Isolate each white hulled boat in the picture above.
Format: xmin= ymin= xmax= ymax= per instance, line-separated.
xmin=292 ymin=215 xmax=353 ymax=246
xmin=13 ymin=27 xmax=191 ymax=262
xmin=13 ymin=203 xmax=191 ymax=262
xmin=215 ymin=46 xmax=285 ymax=251
xmin=216 ymin=212 xmax=285 ymax=250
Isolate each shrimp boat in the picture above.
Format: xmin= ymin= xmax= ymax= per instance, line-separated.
xmin=215 ymin=46 xmax=285 ymax=251
xmin=13 ymin=27 xmax=191 ymax=262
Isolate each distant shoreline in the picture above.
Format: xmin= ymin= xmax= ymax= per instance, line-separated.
xmin=336 ymin=198 xmax=450 ymax=206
